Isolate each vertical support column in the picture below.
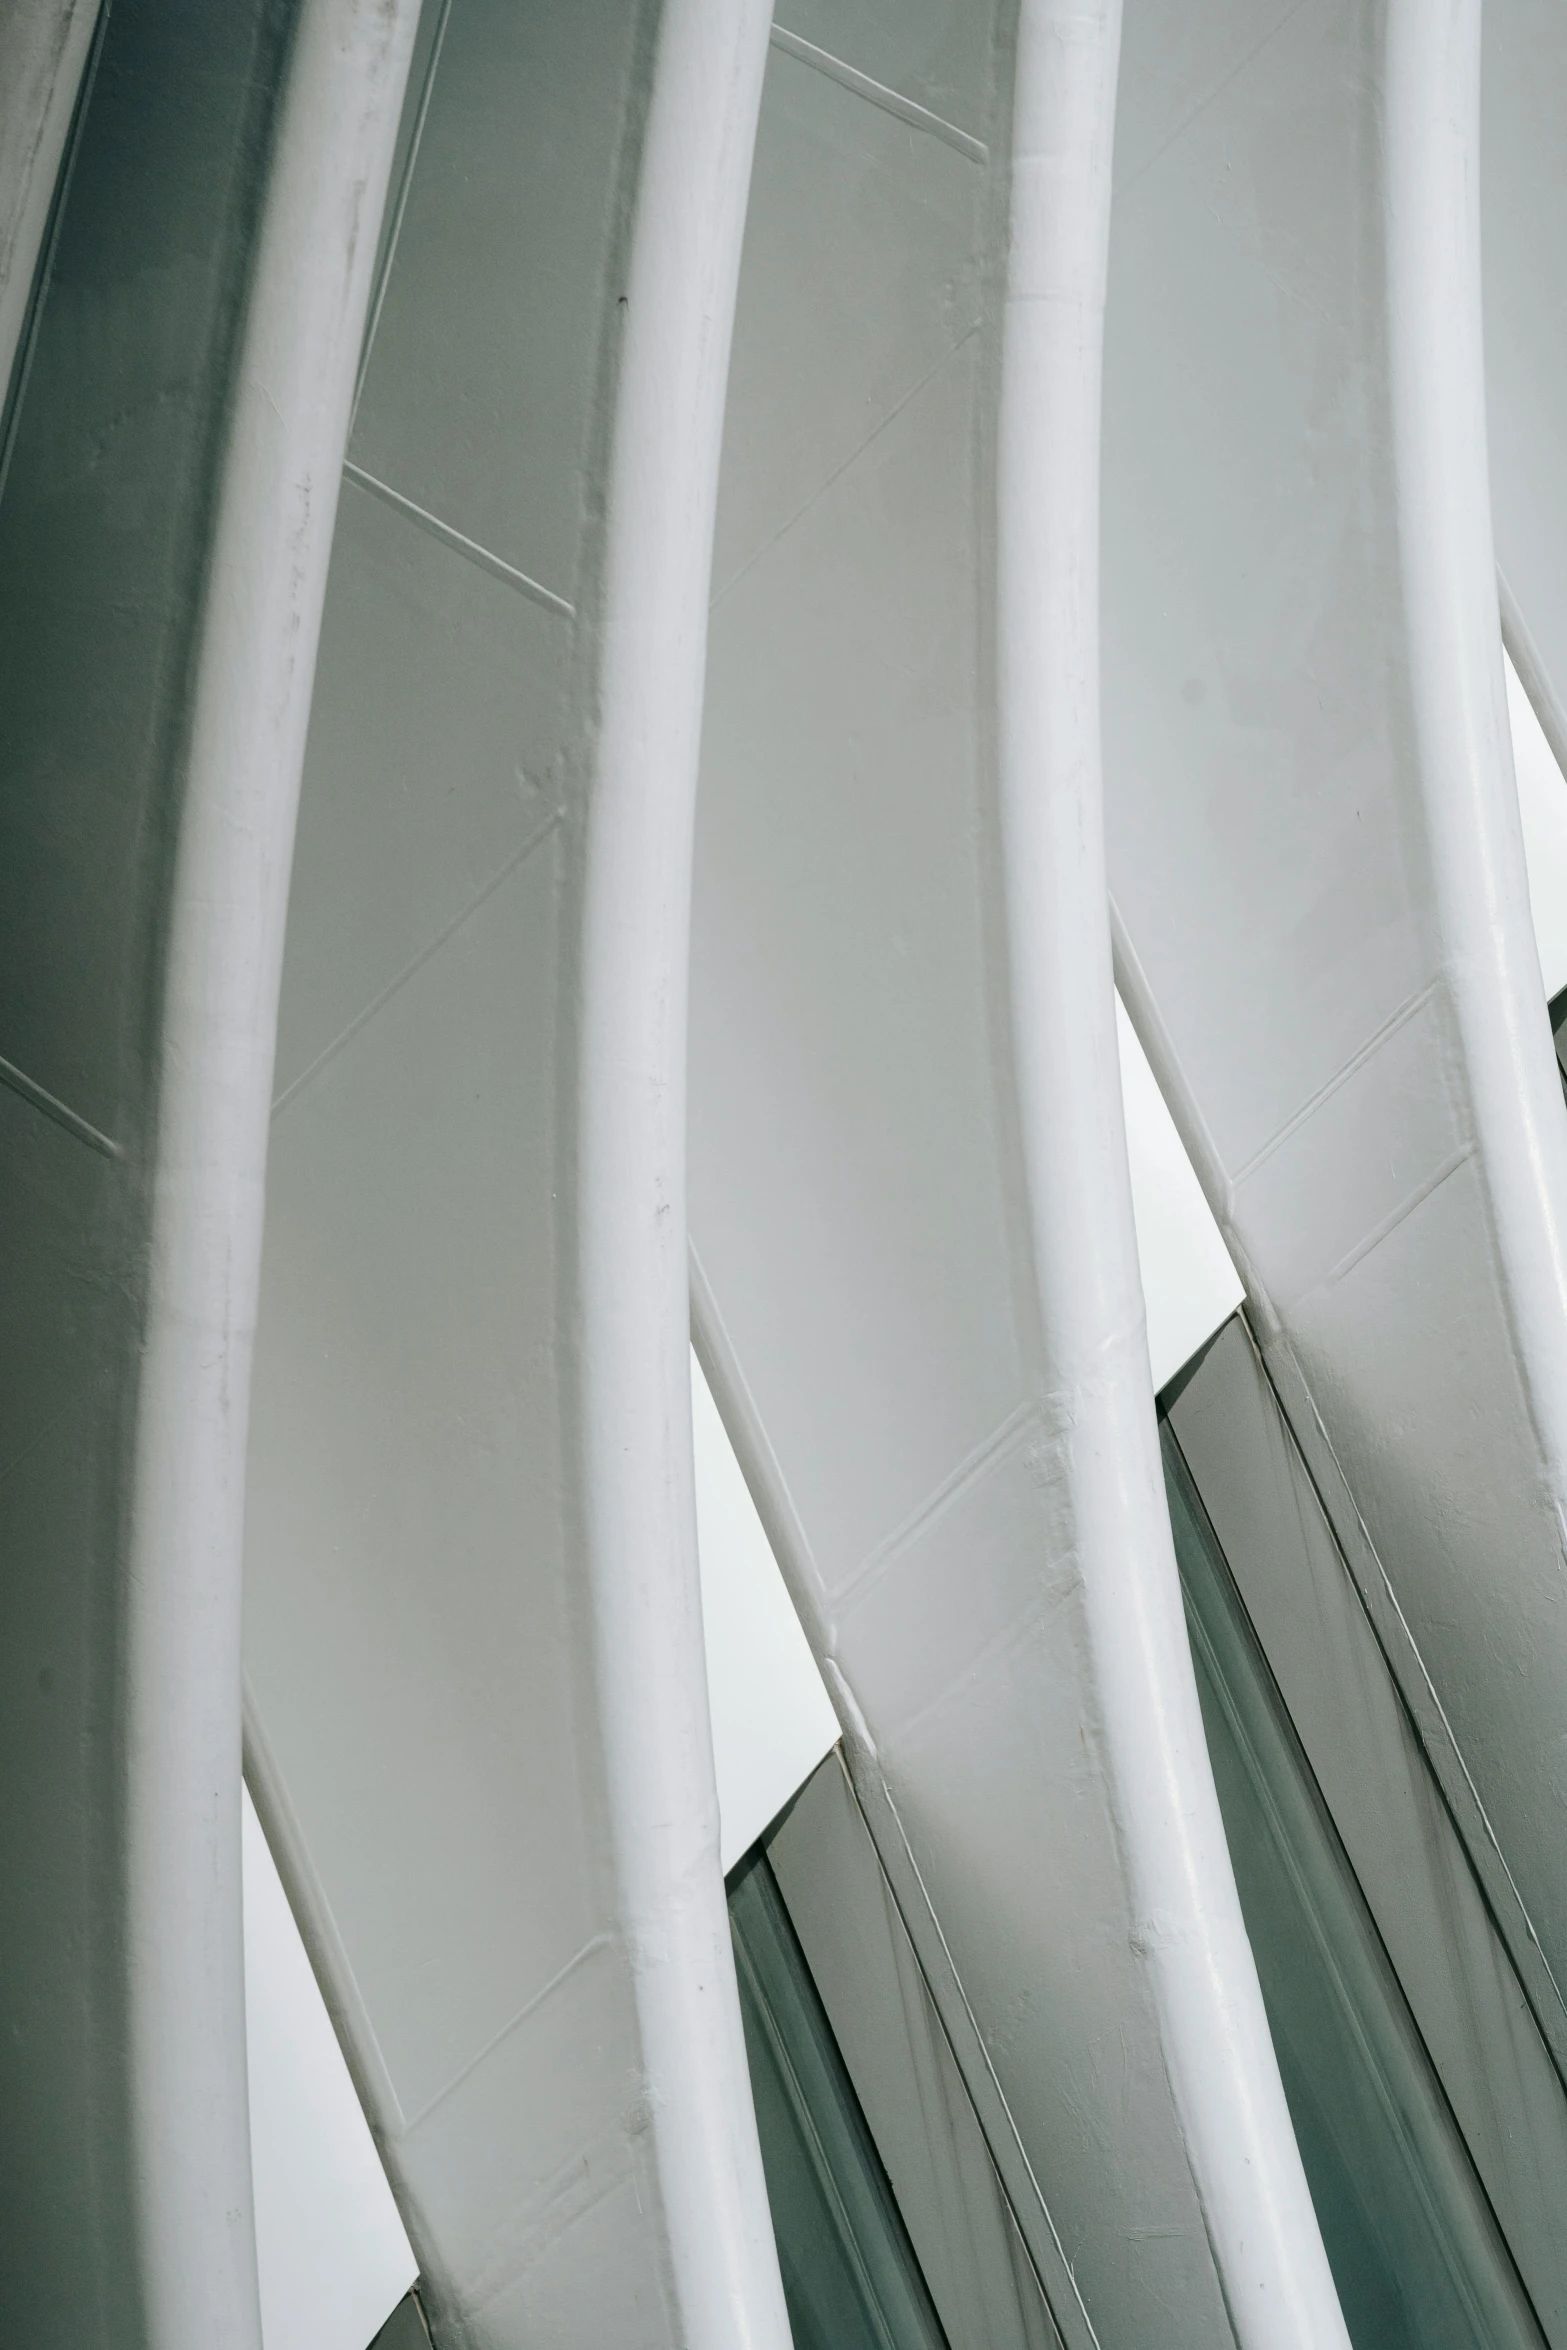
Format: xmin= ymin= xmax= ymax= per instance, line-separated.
xmin=995 ymin=5 xmax=1350 ymax=2345
xmin=123 ymin=3 xmax=419 ymax=2340
xmin=576 ymin=3 xmax=792 ymax=2343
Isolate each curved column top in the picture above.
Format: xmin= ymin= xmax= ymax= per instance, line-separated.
xmin=126 ymin=0 xmax=420 ymax=2339
xmin=997 ymin=4 xmax=1348 ymax=2344
xmin=1102 ymin=0 xmax=1567 ymax=2070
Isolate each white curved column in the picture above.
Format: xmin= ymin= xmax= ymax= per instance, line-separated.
xmin=126 ymin=2 xmax=419 ymax=2340
xmin=0 ymin=0 xmax=98 ymax=408
xmin=685 ymin=3 xmax=1345 ymax=2339
xmin=996 ymin=6 xmax=1348 ymax=2345
xmin=576 ymin=4 xmax=788 ymax=2344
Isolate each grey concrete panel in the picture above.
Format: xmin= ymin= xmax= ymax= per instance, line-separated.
xmin=361 ymin=0 xmax=455 ymax=367
xmin=696 ymin=345 xmax=1029 ymax=1595
xmin=248 ymin=844 xmax=598 ymax=2124
xmin=1169 ymin=1321 xmax=1567 ymax=2343
xmin=771 ymin=3 xmax=996 ymax=147
xmin=1112 ymin=0 xmax=1302 ymax=192
xmin=768 ymin=1759 xmax=1063 ymax=2350
xmin=350 ymin=0 xmax=643 ymax=604
xmin=400 ymin=1945 xmax=648 ymax=2305
xmin=1229 ymin=989 xmax=1466 ymax=1313
xmin=1104 ymin=0 xmax=1425 ymax=1177
xmin=273 ymin=478 xmax=565 ymax=1100
xmin=469 ymin=2172 xmax=676 ymax=2350
xmin=712 ymin=42 xmax=983 ymax=596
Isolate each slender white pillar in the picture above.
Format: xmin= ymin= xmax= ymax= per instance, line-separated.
xmin=124 ymin=4 xmax=419 ymax=2340
xmin=575 ymin=3 xmax=791 ymax=2345
xmin=995 ymin=6 xmax=1350 ymax=2345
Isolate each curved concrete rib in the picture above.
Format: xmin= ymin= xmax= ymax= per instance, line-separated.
xmin=686 ymin=4 xmax=1341 ymax=2343
xmin=239 ymin=1 xmax=787 ymax=2341
xmin=996 ymin=7 xmax=1348 ymax=2345
xmin=0 ymin=0 xmax=98 ymax=408
xmin=127 ymin=1 xmax=421 ymax=2342
xmin=1103 ymin=0 xmax=1567 ymax=2097
xmin=575 ymin=2 xmax=789 ymax=2343
xmin=0 ymin=0 xmax=413 ymax=2336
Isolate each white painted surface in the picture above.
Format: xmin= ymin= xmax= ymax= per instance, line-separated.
xmin=1117 ymin=994 xmax=1243 ymax=1392
xmin=573 ymin=0 xmax=791 ymax=2340
xmin=692 ymin=1349 xmax=839 ymax=1871
xmin=1508 ymin=648 xmax=1567 ymax=1000
xmin=998 ymin=2 xmax=1350 ymax=2337
xmin=242 ymin=1790 xmax=414 ymax=2350
xmin=688 ymin=992 xmax=1240 ymax=1884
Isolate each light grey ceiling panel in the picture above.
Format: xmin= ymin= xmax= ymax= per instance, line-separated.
xmin=1169 ymin=1321 xmax=1567 ymax=2343
xmin=1103 ymin=0 xmax=1567 ymax=2078
xmin=249 ymin=847 xmax=592 ymax=2127
xmin=697 ymin=340 xmax=1026 ymax=1587
xmin=1483 ymin=0 xmax=1567 ymax=762
xmin=1110 ymin=0 xmax=1299 ymax=190
xmin=270 ymin=478 xmax=565 ymax=1102
xmin=691 ymin=5 xmax=1346 ymax=2343
xmin=711 ymin=40 xmax=983 ymax=597
xmin=1105 ymin=0 xmax=1423 ymax=1175
xmin=349 ymin=0 xmax=644 ymax=608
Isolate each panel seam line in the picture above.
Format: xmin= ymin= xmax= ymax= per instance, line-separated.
xmin=769 ymin=23 xmax=987 ymax=163
xmin=342 ymin=459 xmax=574 ymax=618
xmin=0 ymin=1050 xmax=120 ymax=1157
xmin=270 ymin=805 xmax=562 ymax=1120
